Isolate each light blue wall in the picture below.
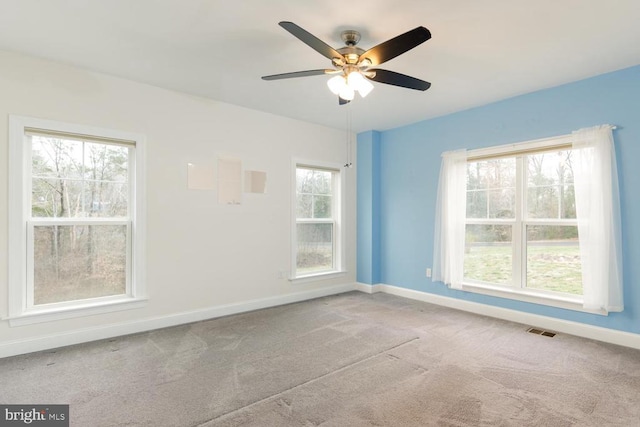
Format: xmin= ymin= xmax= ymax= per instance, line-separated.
xmin=358 ymin=65 xmax=640 ymax=333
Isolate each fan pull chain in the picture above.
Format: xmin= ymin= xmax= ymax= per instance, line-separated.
xmin=345 ymin=103 xmax=353 ymax=168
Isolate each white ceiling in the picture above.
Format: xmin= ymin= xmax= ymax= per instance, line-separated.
xmin=1 ymin=0 xmax=639 ymax=132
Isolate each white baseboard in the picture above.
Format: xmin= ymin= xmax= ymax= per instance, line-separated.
xmin=0 ymin=283 xmax=356 ymax=359
xmin=356 ymin=282 xmax=640 ymax=350
xmin=354 ymin=282 xmax=378 ymax=294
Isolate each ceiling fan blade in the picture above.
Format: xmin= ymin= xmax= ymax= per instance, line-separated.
xmin=279 ymin=21 xmax=345 ymax=62
xmin=368 ymin=69 xmax=431 ymax=91
xmin=339 ymin=96 xmax=351 ymax=105
xmin=262 ymin=69 xmax=335 ymax=80
xmin=359 ymin=27 xmax=431 ymax=67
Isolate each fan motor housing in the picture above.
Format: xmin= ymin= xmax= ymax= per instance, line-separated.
xmin=338 ymin=30 xmax=365 ymax=64
xmin=337 ymin=46 xmax=364 ymax=64
xmin=341 ymin=30 xmax=361 ymax=46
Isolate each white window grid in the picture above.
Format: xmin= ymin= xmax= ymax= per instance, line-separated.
xmin=464 ymin=151 xmax=579 ymax=295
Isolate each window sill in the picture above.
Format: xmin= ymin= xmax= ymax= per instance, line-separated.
xmin=290 ymin=271 xmax=347 ymax=285
xmin=6 ymin=296 xmax=148 ymax=327
xmin=460 ymin=282 xmax=607 ymax=315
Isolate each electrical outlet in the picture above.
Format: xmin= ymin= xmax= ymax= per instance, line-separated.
xmin=426 ymin=268 xmax=432 ymax=278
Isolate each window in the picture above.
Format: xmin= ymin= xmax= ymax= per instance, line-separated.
xmin=433 ymin=126 xmax=623 ymax=314
xmin=8 ymin=116 xmax=146 ymax=325
xmin=293 ymin=163 xmax=343 ymax=279
xmin=464 ymin=150 xmax=582 ymax=295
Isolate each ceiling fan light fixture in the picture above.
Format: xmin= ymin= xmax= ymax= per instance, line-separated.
xmin=327 ymin=75 xmax=347 ymax=95
xmin=358 ymin=78 xmax=374 ymax=97
xmin=339 ymin=85 xmax=355 ymax=101
xmin=347 ymin=71 xmax=374 ymax=97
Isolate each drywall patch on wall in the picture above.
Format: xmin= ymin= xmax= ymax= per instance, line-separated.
xmin=187 ymin=162 xmax=215 ymax=190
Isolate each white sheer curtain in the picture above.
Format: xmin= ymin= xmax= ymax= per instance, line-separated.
xmin=572 ymin=125 xmax=624 ymax=312
xmin=432 ymin=149 xmax=467 ymax=289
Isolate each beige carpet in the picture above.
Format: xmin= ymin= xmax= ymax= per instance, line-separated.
xmin=1 ymin=292 xmax=639 ymax=426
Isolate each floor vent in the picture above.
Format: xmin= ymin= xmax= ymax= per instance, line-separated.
xmin=527 ymin=327 xmax=556 ymax=338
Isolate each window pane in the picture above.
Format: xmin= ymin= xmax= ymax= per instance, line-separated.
xmin=488 ymin=188 xmax=514 ymax=218
xmin=467 ymin=158 xmax=515 ymax=219
xmin=313 ymin=170 xmax=332 ymax=194
xmin=313 ymin=195 xmax=332 ymax=218
xmin=84 ymin=182 xmax=128 ymax=217
xmin=526 ymin=225 xmax=582 ymax=295
xmin=527 ymin=151 xmax=575 ymax=219
xmin=296 ymin=169 xmax=313 ymax=194
xmin=296 ymin=223 xmax=333 ymax=275
xmin=296 ymin=168 xmax=335 ymax=219
xmin=31 ymin=136 xmax=83 ymax=180
xmin=527 ymin=184 xmax=558 ymax=218
xmin=466 ymin=162 xmax=484 ymax=191
xmin=466 ymin=190 xmax=487 ymax=218
xmin=32 ymin=178 xmax=83 ymax=218
xmin=486 ymin=159 xmax=516 ymax=188
xmin=33 ymin=225 xmax=127 ymax=305
xmin=560 ymin=184 xmax=576 ymax=219
xmin=527 ymin=151 xmax=574 ymax=186
xmin=296 ymin=194 xmax=312 ymax=218
xmin=32 ymin=179 xmax=128 ymax=217
xmin=464 ymin=224 xmax=512 ymax=286
xmin=32 ymin=137 xmax=130 ymax=218
xmin=84 ymin=142 xmax=128 ymax=183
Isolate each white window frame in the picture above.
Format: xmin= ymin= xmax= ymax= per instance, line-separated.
xmin=7 ymin=116 xmax=147 ymax=326
xmin=291 ymin=159 xmax=346 ymax=282
xmin=460 ymin=134 xmax=597 ymax=313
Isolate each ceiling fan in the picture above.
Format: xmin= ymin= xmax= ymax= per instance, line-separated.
xmin=262 ymin=21 xmax=432 ymax=104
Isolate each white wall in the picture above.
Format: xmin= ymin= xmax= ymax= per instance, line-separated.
xmin=0 ymin=50 xmax=356 ymax=356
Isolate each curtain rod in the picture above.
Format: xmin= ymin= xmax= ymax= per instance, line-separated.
xmin=467 ymin=143 xmax=573 ymax=162
xmin=465 ymin=124 xmax=618 ymax=161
